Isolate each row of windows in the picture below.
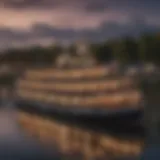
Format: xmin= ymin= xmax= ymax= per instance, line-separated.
xmin=25 ymin=66 xmax=117 ymax=80
xmin=18 ymin=77 xmax=136 ymax=93
xmin=17 ymin=89 xmax=142 ymax=108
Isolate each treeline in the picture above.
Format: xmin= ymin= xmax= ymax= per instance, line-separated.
xmin=2 ymin=45 xmax=62 ymax=67
xmin=1 ymin=33 xmax=160 ymax=66
xmin=91 ymin=33 xmax=160 ymax=65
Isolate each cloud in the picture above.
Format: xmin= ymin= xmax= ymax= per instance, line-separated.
xmin=0 ymin=7 xmax=130 ymax=32
xmin=1 ymin=0 xmax=105 ymax=10
xmin=0 ymin=0 xmax=159 ymax=48
xmin=0 ymin=0 xmax=159 ymax=30
xmin=1 ymin=0 xmax=160 ymax=14
xmin=0 ymin=0 xmax=159 ymax=31
xmin=0 ymin=8 xmax=108 ymax=30
xmin=0 ymin=16 xmax=159 ymax=50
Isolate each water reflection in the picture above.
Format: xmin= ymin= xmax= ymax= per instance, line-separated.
xmin=0 ymin=107 xmax=58 ymax=160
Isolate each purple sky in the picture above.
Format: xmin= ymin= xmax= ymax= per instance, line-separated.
xmin=0 ymin=0 xmax=160 ymax=48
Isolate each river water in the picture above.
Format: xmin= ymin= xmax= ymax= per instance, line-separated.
xmin=0 ymin=89 xmax=153 ymax=160
xmin=0 ymin=105 xmax=59 ymax=160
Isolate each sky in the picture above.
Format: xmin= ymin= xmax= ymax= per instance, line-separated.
xmin=0 ymin=0 xmax=160 ymax=48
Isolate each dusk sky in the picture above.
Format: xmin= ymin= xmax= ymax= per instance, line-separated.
xmin=0 ymin=0 xmax=160 ymax=48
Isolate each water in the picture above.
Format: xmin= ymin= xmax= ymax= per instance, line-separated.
xmin=0 ymin=105 xmax=142 ymax=160
xmin=0 ymin=107 xmax=59 ymax=160
xmin=0 ymin=89 xmax=153 ymax=160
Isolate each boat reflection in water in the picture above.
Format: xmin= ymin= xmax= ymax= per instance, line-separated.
xmin=18 ymin=111 xmax=144 ymax=160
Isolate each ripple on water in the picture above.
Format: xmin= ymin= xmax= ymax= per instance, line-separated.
xmin=0 ymin=108 xmax=59 ymax=160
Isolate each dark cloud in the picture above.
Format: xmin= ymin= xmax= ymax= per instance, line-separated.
xmin=1 ymin=0 xmax=53 ymax=9
xmin=1 ymin=0 xmax=160 ymax=14
xmin=1 ymin=0 xmax=79 ymax=9
xmin=0 ymin=0 xmax=159 ymax=49
xmin=108 ymin=0 xmax=160 ymax=16
xmin=83 ymin=0 xmax=108 ymax=12
xmin=0 ymin=28 xmax=30 ymax=41
xmin=32 ymin=23 xmax=80 ymax=40
xmin=0 ymin=16 xmax=159 ymax=49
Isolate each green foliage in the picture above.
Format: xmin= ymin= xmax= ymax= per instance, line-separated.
xmin=2 ymin=44 xmax=63 ymax=66
xmin=68 ymin=44 xmax=77 ymax=56
xmin=90 ymin=43 xmax=113 ymax=64
xmin=1 ymin=32 xmax=160 ymax=66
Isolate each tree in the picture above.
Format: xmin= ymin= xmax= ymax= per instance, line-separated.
xmin=138 ymin=34 xmax=155 ymax=63
xmin=90 ymin=43 xmax=113 ymax=64
xmin=123 ymin=37 xmax=139 ymax=64
xmin=109 ymin=39 xmax=129 ymax=65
